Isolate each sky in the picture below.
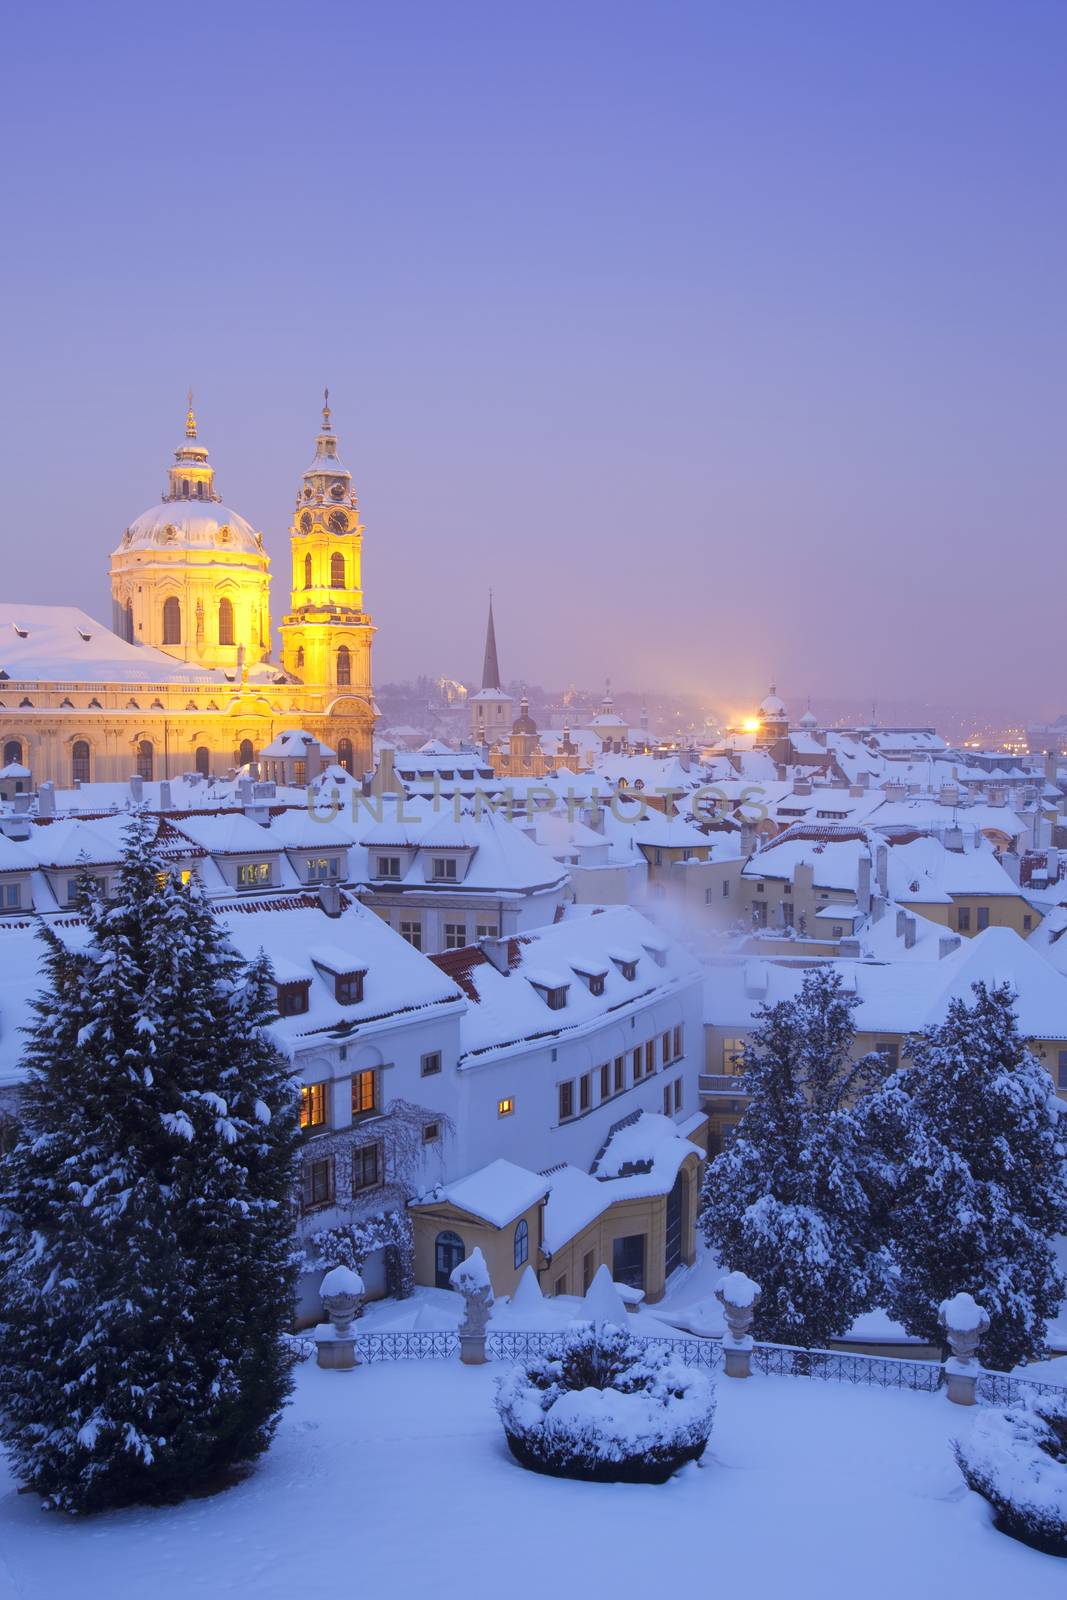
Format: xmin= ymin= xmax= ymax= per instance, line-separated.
xmin=1 ymin=1 xmax=1065 ymax=716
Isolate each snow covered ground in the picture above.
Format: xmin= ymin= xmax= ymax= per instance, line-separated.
xmin=0 ymin=1355 xmax=1063 ymax=1598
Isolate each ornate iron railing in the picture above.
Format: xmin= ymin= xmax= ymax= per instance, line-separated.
xmin=975 ymin=1369 xmax=1063 ymax=1406
xmin=353 ymin=1330 xmax=460 ymax=1362
xmin=752 ymin=1342 xmax=942 ymax=1391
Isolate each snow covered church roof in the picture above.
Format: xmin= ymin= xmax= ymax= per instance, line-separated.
xmin=0 ymin=604 xmax=208 ymax=684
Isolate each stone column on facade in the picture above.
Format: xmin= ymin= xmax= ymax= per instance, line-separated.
xmin=450 ymin=1248 xmax=494 ymax=1365
xmin=938 ymin=1292 xmax=989 ymax=1405
xmin=715 ymin=1270 xmax=762 ymax=1378
xmin=316 ymin=1264 xmax=365 ymax=1370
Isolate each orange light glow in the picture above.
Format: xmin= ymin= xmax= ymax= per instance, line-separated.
xmin=742 ymin=718 xmax=761 ymax=734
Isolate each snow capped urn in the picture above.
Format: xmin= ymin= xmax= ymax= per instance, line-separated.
xmin=449 ymin=1249 xmax=494 ymax=1365
xmin=938 ymin=1292 xmax=989 ymax=1405
xmin=316 ymin=1264 xmax=365 ymax=1371
xmin=715 ymin=1271 xmax=762 ymax=1378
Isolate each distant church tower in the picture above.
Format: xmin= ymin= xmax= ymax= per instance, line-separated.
xmin=469 ymin=594 xmax=513 ymax=744
xmin=279 ymin=393 xmax=374 ymax=706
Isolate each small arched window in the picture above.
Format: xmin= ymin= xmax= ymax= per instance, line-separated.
xmin=194 ymin=746 xmax=210 ymax=777
xmin=336 ymin=645 xmax=351 ymax=686
xmin=3 ymin=739 xmax=23 ymax=767
xmin=162 ymin=596 xmax=181 ymax=645
xmin=238 ymin=738 xmax=254 ymax=769
xmin=304 ymin=553 xmax=313 ymax=589
xmin=337 ymin=737 xmax=353 ymax=773
xmin=330 ymin=551 xmax=345 ymax=588
xmin=218 ymin=597 xmax=235 ymax=646
xmin=136 ymin=740 xmax=153 ymax=780
xmin=296 ymin=646 xmax=305 ymax=669
xmin=514 ymin=1217 xmax=529 ymax=1270
xmin=72 ymin=741 xmax=90 ymax=784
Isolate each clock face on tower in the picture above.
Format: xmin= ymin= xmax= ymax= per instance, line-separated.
xmin=300 ymin=511 xmax=313 ymax=533
xmin=328 ymin=510 xmax=348 ymax=533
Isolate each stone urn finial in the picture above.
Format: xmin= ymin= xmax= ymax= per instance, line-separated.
xmin=938 ymin=1292 xmax=989 ymax=1405
xmin=316 ymin=1264 xmax=365 ymax=1370
xmin=715 ymin=1271 xmax=762 ymax=1378
xmin=450 ymin=1248 xmax=494 ymax=1365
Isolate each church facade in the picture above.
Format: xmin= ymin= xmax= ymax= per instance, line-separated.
xmin=0 ymin=398 xmax=376 ymax=787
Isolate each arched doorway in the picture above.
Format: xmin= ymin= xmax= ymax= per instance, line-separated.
xmin=136 ymin=740 xmax=154 ymax=780
xmin=162 ymin=596 xmax=181 ymax=645
xmin=435 ymin=1230 xmax=465 ymax=1289
xmin=337 ymin=737 xmax=353 ymax=773
xmin=3 ymin=739 xmax=23 ymax=767
xmin=218 ymin=597 xmax=235 ymax=646
xmin=194 ymin=746 xmax=210 ymax=777
xmin=665 ymin=1170 xmax=687 ymax=1279
xmin=72 ymin=741 xmax=90 ymax=784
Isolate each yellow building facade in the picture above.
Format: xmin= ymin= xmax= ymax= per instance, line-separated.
xmin=0 ymin=398 xmax=376 ymax=787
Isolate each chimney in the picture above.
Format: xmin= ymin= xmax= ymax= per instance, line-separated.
xmin=305 ymin=738 xmax=322 ymax=783
xmin=875 ymin=843 xmax=888 ymax=897
xmin=1045 ymin=750 xmax=1059 ymax=785
xmin=237 ymin=777 xmax=254 ymax=805
xmin=318 ymin=883 xmax=342 ymax=918
xmin=739 ymin=820 xmax=757 ymax=858
xmin=128 ymin=775 xmax=143 ymax=804
xmin=871 ymin=893 xmax=886 ymax=923
xmin=480 ymin=934 xmax=512 ymax=974
xmin=12 ymin=793 xmax=31 ymax=816
xmin=896 ymin=908 xmax=908 ymax=937
xmin=159 ymin=780 xmax=172 ymax=811
xmin=938 ymin=934 xmax=961 ymax=959
xmin=37 ymin=781 xmax=56 ymax=818
xmin=857 ymin=854 xmax=872 ymax=914
xmin=904 ymin=915 xmax=916 ymax=949
xmin=794 ymin=778 xmax=813 ymax=796
xmin=372 ymin=746 xmax=398 ymax=797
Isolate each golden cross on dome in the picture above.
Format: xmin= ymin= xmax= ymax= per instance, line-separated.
xmin=185 ymin=389 xmax=197 ymax=440
xmin=322 ymin=386 xmax=332 ymax=430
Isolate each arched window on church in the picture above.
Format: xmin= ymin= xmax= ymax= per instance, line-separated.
xmin=337 ymin=737 xmax=353 ymax=774
xmin=304 ymin=553 xmax=313 ymax=589
xmin=137 ymin=741 xmax=154 ymax=780
xmin=296 ymin=646 xmax=304 ymax=669
xmin=3 ymin=739 xmax=23 ymax=767
xmin=125 ymin=599 xmax=134 ymax=642
xmin=72 ymin=741 xmax=90 ymax=784
xmin=218 ymin=597 xmax=235 ymax=646
xmin=336 ymin=645 xmax=351 ymax=686
xmin=195 ymin=746 xmax=210 ymax=777
xmin=162 ymin=596 xmax=181 ymax=645
xmin=239 ymin=738 xmax=255 ymax=769
xmin=330 ymin=551 xmax=345 ymax=588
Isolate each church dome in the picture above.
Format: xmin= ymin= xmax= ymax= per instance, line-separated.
xmin=511 ymin=696 xmax=538 ymax=737
xmin=799 ymin=708 xmax=818 ymax=729
xmin=113 ymin=396 xmax=263 ymax=558
xmin=759 ymin=686 xmax=787 ymax=718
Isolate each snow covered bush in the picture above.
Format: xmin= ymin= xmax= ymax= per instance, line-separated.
xmin=0 ymin=812 xmax=303 ymax=1513
xmin=863 ymin=981 xmax=1067 ymax=1371
xmin=494 ymin=1323 xmax=714 ymax=1483
xmin=700 ymin=968 xmax=891 ymax=1347
xmin=953 ymin=1392 xmax=1067 ymax=1557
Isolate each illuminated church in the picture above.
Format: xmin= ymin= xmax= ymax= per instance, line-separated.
xmin=0 ymin=397 xmax=376 ymax=786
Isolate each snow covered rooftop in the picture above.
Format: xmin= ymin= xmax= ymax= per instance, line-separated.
xmin=424 ymin=1159 xmax=550 ymax=1228
xmin=0 ymin=603 xmax=214 ymax=684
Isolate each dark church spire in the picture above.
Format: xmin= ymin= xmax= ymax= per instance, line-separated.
xmin=481 ymin=592 xmax=502 ymax=690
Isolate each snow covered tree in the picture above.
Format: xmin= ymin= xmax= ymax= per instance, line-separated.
xmin=0 ymin=811 xmax=303 ymax=1512
xmin=868 ymin=981 xmax=1067 ymax=1372
xmin=700 ymin=968 xmax=890 ymax=1347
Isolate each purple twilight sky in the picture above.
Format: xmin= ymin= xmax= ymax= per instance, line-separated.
xmin=1 ymin=1 xmax=1065 ymax=717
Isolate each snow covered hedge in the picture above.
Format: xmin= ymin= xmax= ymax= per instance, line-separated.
xmin=953 ymin=1392 xmax=1067 ymax=1557
xmin=494 ymin=1323 xmax=714 ymax=1484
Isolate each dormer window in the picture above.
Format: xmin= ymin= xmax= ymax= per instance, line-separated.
xmin=335 ymin=972 xmax=364 ymax=1005
xmin=376 ymin=855 xmax=401 ymax=879
xmin=307 ymin=856 xmax=341 ymax=884
xmin=545 ymin=987 xmax=567 ymax=1010
xmin=432 ymin=858 xmax=458 ymax=881
xmin=237 ymin=861 xmax=272 ymax=888
xmin=573 ymin=965 xmax=608 ymax=995
xmin=277 ymin=979 xmax=311 ymax=1016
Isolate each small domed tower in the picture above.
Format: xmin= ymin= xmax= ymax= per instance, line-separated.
xmin=757 ymin=685 xmax=789 ymax=744
xmin=278 ymin=392 xmax=374 ymax=697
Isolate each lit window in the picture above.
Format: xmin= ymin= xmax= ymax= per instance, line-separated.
xmin=497 ymin=1097 xmax=514 ymax=1117
xmin=300 ymin=1081 xmax=328 ymax=1130
xmin=307 ymin=856 xmax=340 ymax=884
xmin=237 ymin=861 xmax=272 ymax=887
xmin=352 ymin=1070 xmax=376 ymax=1117
xmin=723 ymin=1038 xmax=745 ymax=1076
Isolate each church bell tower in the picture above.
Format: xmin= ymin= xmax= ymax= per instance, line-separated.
xmin=279 ymin=393 xmax=375 ymax=702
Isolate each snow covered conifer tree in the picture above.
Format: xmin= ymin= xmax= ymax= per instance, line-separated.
xmin=700 ymin=968 xmax=890 ymax=1347
xmin=0 ymin=810 xmax=303 ymax=1512
xmin=871 ymin=981 xmax=1067 ymax=1371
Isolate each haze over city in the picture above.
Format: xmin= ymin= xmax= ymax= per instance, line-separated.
xmin=2 ymin=1 xmax=1065 ymax=714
